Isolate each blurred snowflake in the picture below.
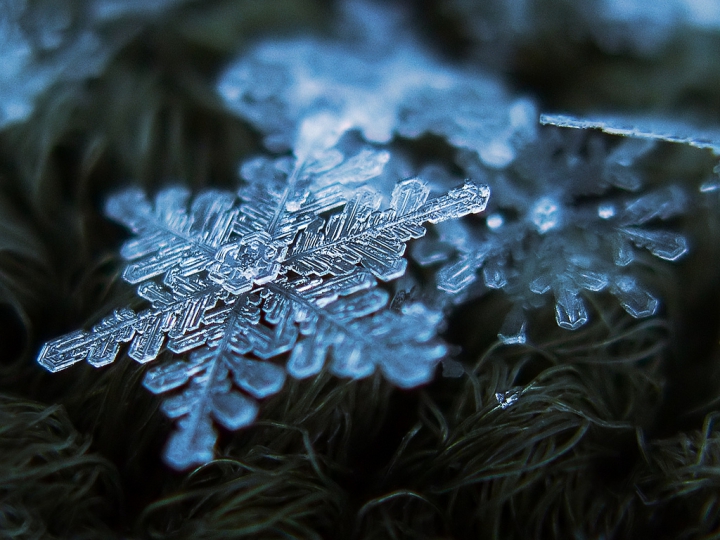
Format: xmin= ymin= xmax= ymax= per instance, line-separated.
xmin=37 ymin=152 xmax=489 ymax=469
xmin=413 ymin=127 xmax=689 ymax=344
xmin=217 ymin=0 xmax=537 ymax=170
xmin=0 ymin=0 xmax=189 ymax=127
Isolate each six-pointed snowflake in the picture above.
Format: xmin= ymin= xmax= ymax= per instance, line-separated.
xmin=37 ymin=158 xmax=489 ymax=469
xmin=412 ymin=127 xmax=689 ymax=344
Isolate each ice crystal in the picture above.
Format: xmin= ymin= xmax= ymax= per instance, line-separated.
xmin=37 ymin=162 xmax=489 ymax=469
xmin=217 ymin=0 xmax=536 ymax=169
xmin=495 ymin=390 xmax=520 ymax=409
xmin=414 ymin=127 xmax=688 ymax=343
xmin=541 ymin=113 xmax=720 ymax=154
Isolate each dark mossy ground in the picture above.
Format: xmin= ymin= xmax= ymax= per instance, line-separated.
xmin=1 ymin=1 xmax=720 ymax=538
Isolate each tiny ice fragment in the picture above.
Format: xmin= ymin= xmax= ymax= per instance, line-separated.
xmin=700 ymin=180 xmax=720 ymax=193
xmin=529 ymin=197 xmax=562 ymax=233
xmin=598 ymin=203 xmax=616 ymax=219
xmin=495 ymin=391 xmax=519 ymax=409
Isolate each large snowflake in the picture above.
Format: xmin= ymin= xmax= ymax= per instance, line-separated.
xmin=37 ymin=152 xmax=489 ymax=469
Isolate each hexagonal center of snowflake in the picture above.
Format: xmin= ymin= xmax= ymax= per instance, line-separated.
xmin=208 ymin=232 xmax=287 ymax=294
xmin=529 ymin=196 xmax=562 ymax=234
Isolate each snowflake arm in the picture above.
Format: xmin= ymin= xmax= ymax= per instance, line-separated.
xmin=286 ymin=179 xmax=489 ymax=280
xmin=141 ymin=294 xmax=287 ymax=470
xmin=271 ymin=277 xmax=447 ymax=386
xmin=38 ymin=277 xmax=227 ymax=372
xmin=105 ymin=187 xmax=237 ymax=285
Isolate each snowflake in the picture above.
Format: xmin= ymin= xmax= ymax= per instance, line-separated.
xmin=37 ymin=156 xmax=489 ymax=469
xmin=217 ymin=0 xmax=536 ymax=170
xmin=413 ymin=126 xmax=688 ymax=344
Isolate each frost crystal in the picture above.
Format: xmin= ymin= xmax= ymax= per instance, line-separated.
xmin=414 ymin=127 xmax=688 ymax=343
xmin=37 ymin=163 xmax=489 ymax=469
xmin=217 ymin=0 xmax=536 ymax=169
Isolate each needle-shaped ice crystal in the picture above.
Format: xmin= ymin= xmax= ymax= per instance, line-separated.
xmin=541 ymin=113 xmax=720 ymax=155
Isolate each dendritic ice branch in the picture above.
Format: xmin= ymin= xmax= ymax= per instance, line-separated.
xmin=37 ymin=169 xmax=489 ymax=469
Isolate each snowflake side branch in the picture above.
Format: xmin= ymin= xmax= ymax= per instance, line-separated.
xmin=106 ymin=188 xmax=238 ymax=285
xmin=37 ymin=285 xmax=226 ymax=372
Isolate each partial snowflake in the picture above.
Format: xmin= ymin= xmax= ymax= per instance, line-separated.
xmin=541 ymin=113 xmax=720 ymax=155
xmin=37 ymin=158 xmax=490 ymax=469
xmin=412 ymin=126 xmax=688 ymax=344
xmin=0 ymin=0 xmax=190 ymax=127
xmin=217 ymin=0 xmax=536 ymax=170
